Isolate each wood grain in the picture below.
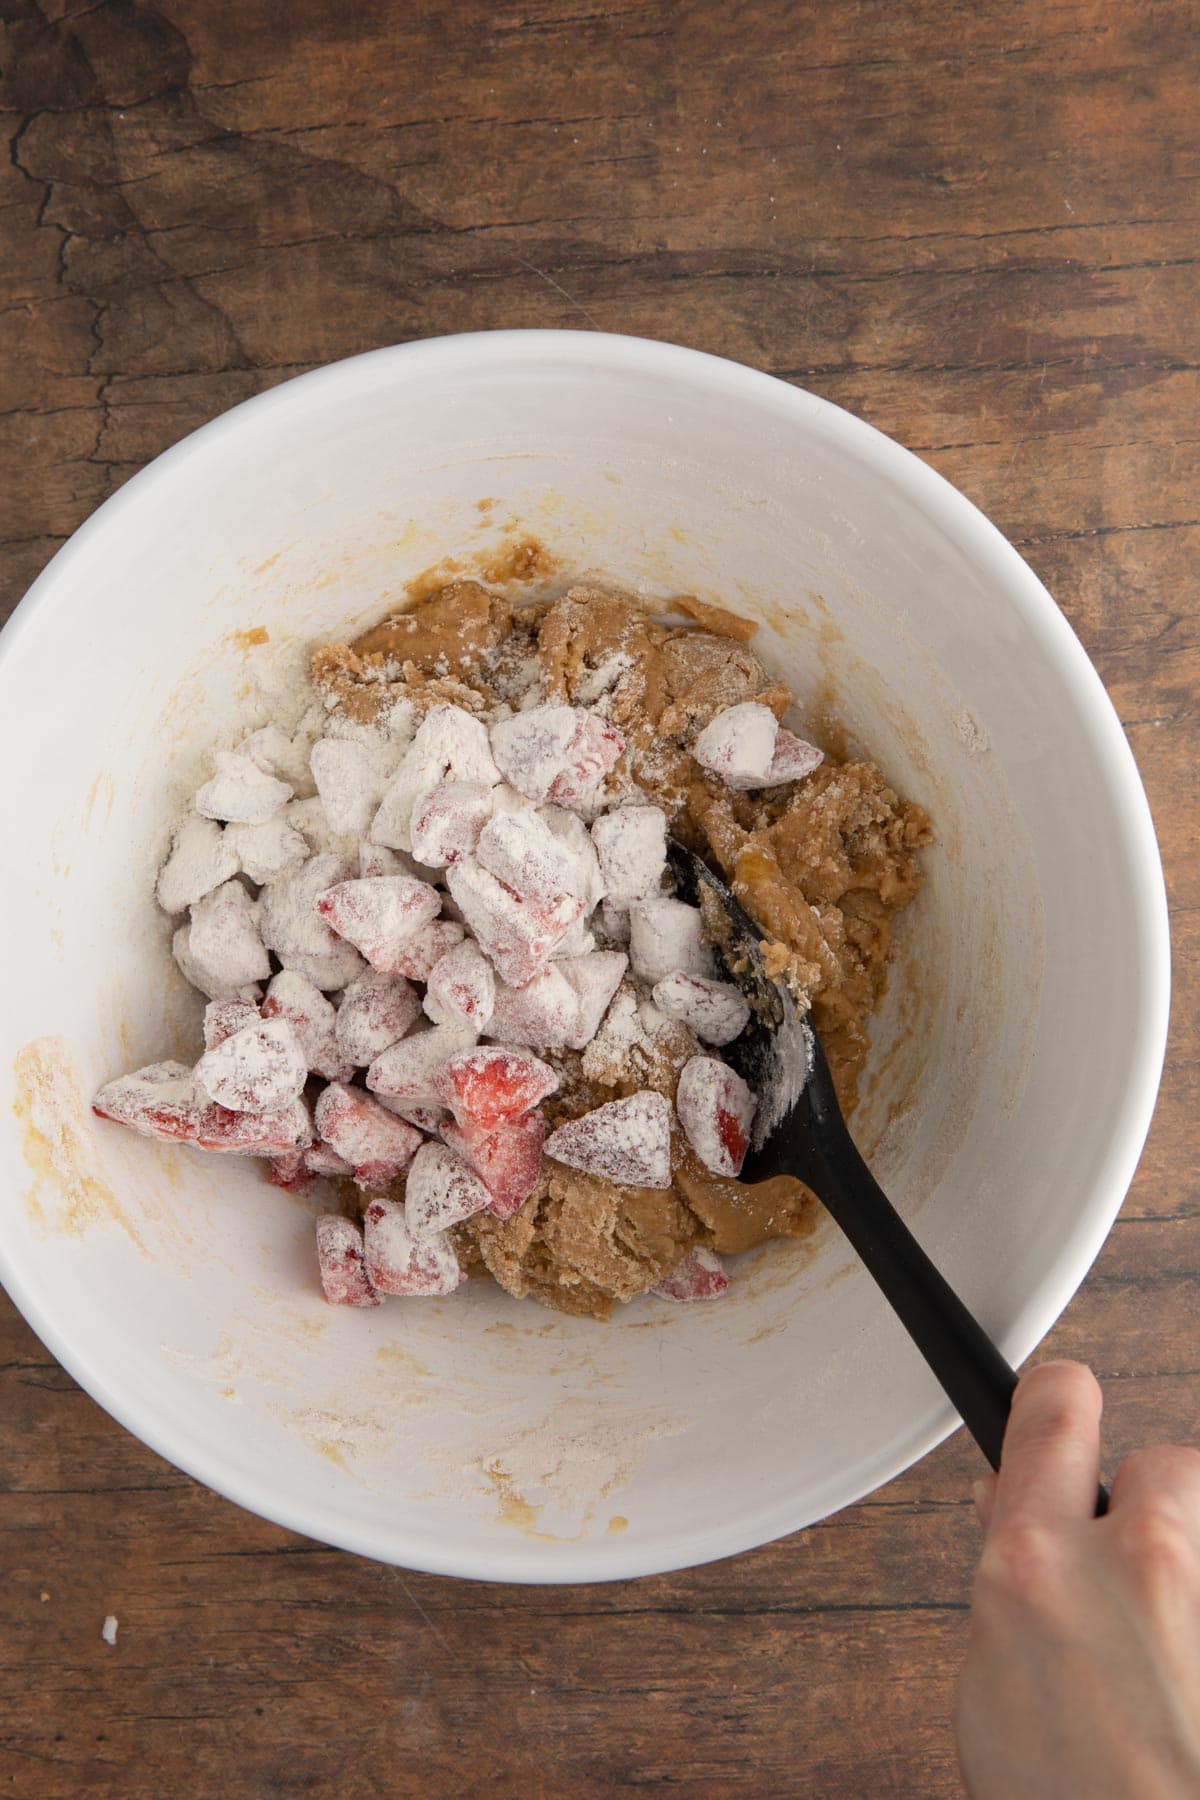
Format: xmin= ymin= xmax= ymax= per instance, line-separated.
xmin=2 ymin=1 xmax=1197 ymax=1793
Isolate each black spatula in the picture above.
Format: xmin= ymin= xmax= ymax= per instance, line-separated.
xmin=667 ymin=837 xmax=1107 ymax=1508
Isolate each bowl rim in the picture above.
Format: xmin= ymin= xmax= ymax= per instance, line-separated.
xmin=0 ymin=329 xmax=1171 ymax=1582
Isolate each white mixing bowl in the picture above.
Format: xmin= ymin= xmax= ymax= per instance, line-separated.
xmin=0 ymin=332 xmax=1169 ymax=1581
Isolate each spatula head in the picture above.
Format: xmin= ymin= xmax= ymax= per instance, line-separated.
xmin=665 ymin=839 xmax=812 ymax=1154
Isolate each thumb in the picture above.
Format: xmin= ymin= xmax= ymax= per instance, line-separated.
xmin=973 ymin=1472 xmax=998 ymax=1531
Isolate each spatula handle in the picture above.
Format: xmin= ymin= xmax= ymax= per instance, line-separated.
xmin=812 ymin=1114 xmax=1016 ymax=1468
xmin=795 ymin=1045 xmax=1108 ymax=1511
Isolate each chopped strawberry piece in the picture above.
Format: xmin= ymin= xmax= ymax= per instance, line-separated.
xmin=92 ymin=1061 xmax=188 ymax=1131
xmin=489 ymin=706 xmax=624 ymax=804
xmin=313 ymin=1082 xmax=423 ymax=1190
xmin=227 ymin=813 xmax=309 ymax=885
xmin=310 ymin=736 xmax=388 ymax=838
xmin=414 ymin=704 xmax=501 ymax=784
xmin=202 ymin=997 xmax=260 ymax=1051
xmin=652 ymin=1247 xmax=730 ymax=1302
xmin=544 ymin=1090 xmax=673 ymax=1189
xmin=370 ymin=704 xmax=500 ymax=851
xmin=692 ymin=702 xmax=779 ymax=789
xmin=487 ymin=964 xmax=579 ymax=1047
xmin=540 ymin=805 xmax=607 ymax=906
xmin=765 ymin=727 xmax=824 ymax=784
xmin=196 ymin=749 xmax=292 ymax=824
xmin=590 ymin=804 xmax=667 ymax=902
xmin=650 ymin=972 xmax=750 ymax=1047
xmin=362 ymin=1197 xmax=464 ymax=1296
xmin=441 ymin=1046 xmax=559 ymax=1129
xmin=156 ymin=815 xmax=240 ymax=914
xmin=488 ymin=706 xmax=579 ymax=801
xmin=195 ymin=1017 xmax=309 ymax=1112
xmin=675 ymin=1056 xmax=757 ymax=1178
xmin=386 ymin=919 xmax=467 ymax=982
xmin=548 ymin=712 xmax=625 ymax=804
xmin=693 ymin=709 xmax=820 ymax=790
xmin=267 ymin=1151 xmax=315 ymax=1193
xmin=259 ymin=853 xmax=366 ymax=991
xmin=315 ymin=876 xmax=441 ymax=973
xmin=335 ymin=971 xmax=422 ymax=1067
xmin=628 ymin=896 xmax=715 ymax=985
xmin=93 ymin=1063 xmax=311 ymax=1157
xmin=366 ymin=1025 xmax=478 ymax=1105
xmin=442 ymin=1112 xmax=545 ymax=1219
xmin=404 ymin=1141 xmax=493 ymax=1237
xmin=185 ymin=879 xmax=272 ymax=993
xmin=316 ymin=1215 xmax=380 ymax=1307
xmin=409 ymin=778 xmax=495 ymax=868
xmin=262 ymin=969 xmax=355 ymax=1083
xmin=172 ymin=927 xmax=259 ymax=1008
xmin=423 ymin=938 xmax=496 ymax=1031
xmin=556 ymin=950 xmax=628 ymax=1051
xmin=237 ymin=724 xmax=293 ymax=777
xmin=445 ymin=855 xmax=585 ymax=987
xmin=192 ymin=1099 xmax=312 ymax=1156
xmin=475 ymin=809 xmax=581 ymax=906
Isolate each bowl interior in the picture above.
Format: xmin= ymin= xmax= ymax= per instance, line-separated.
xmin=0 ymin=334 xmax=1167 ymax=1579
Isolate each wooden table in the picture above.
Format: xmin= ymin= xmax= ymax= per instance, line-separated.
xmin=2 ymin=3 xmax=1196 ymax=1792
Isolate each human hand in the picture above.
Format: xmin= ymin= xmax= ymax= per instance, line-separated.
xmin=955 ymin=1360 xmax=1200 ymax=1799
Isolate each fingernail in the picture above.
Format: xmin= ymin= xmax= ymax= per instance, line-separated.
xmin=972 ymin=1478 xmax=991 ymax=1527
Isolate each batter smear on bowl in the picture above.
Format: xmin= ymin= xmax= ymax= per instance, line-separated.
xmin=93 ymin=579 xmax=931 ymax=1318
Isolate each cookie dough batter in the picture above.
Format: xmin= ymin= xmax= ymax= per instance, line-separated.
xmin=315 ymin=579 xmax=931 ymax=1317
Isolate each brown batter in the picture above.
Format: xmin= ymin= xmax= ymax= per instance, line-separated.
xmin=314 ymin=579 xmax=932 ymax=1318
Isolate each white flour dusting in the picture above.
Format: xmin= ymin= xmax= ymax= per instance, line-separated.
xmin=425 ymin=1404 xmax=689 ymax=1527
